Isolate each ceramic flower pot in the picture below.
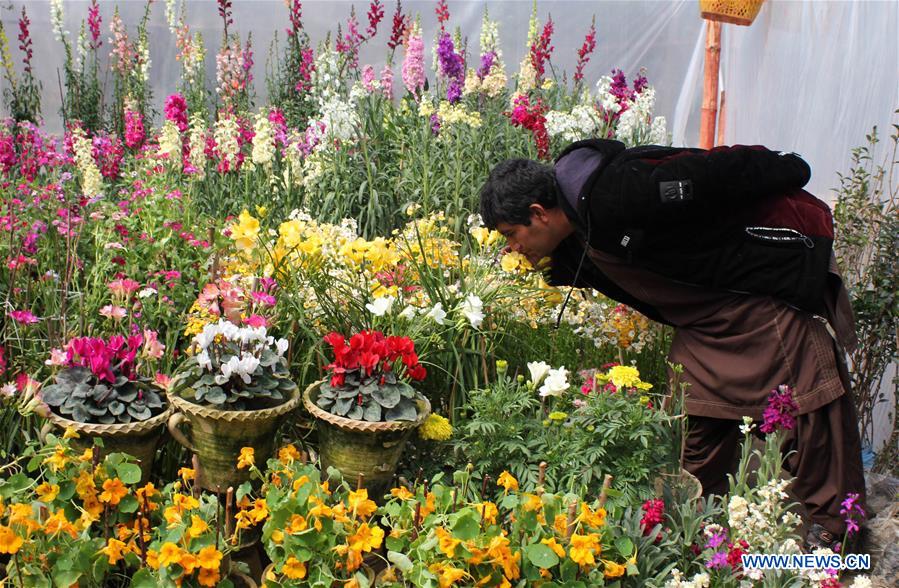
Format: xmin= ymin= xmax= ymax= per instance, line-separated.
xmin=303 ymin=381 xmax=430 ymax=501
xmin=41 ymin=407 xmax=172 ymax=483
xmin=167 ymin=387 xmax=301 ymax=492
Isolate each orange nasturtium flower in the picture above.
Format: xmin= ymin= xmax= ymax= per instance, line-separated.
xmin=541 ymin=537 xmax=567 ymax=559
xmin=435 ymin=527 xmax=461 ymax=557
xmin=188 ymin=514 xmax=210 ymax=538
xmin=196 ymin=545 xmax=223 ymax=570
xmin=603 ymin=559 xmax=626 ymax=578
xmin=347 ymin=489 xmax=377 ymax=519
xmin=348 ymin=522 xmax=384 ymax=553
xmin=569 ymin=533 xmax=601 ymax=567
xmin=237 ymin=447 xmax=255 ymax=469
xmin=579 ymin=503 xmax=607 ymax=529
xmin=278 ymin=444 xmax=301 ymax=464
xmin=497 ymin=471 xmax=519 ymax=493
xmin=99 ymin=478 xmax=129 ymax=506
xmin=390 ymin=486 xmax=414 ymax=500
xmin=197 ymin=567 xmax=221 ymax=587
xmin=35 ymin=482 xmax=60 ymax=503
xmin=0 ymin=525 xmax=24 ymax=554
xmin=178 ymin=467 xmax=195 ymax=481
xmin=101 ymin=538 xmax=128 ymax=565
xmin=282 ymin=556 xmax=307 ymax=580
xmin=158 ymin=542 xmax=183 ymax=568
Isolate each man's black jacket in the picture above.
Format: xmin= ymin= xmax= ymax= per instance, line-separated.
xmin=548 ymin=139 xmax=834 ymax=320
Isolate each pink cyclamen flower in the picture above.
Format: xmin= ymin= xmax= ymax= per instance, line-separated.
xmin=45 ymin=348 xmax=69 ymax=367
xmin=154 ymin=372 xmax=172 ymax=391
xmin=99 ymin=305 xmax=127 ymax=321
xmin=8 ymin=310 xmax=39 ymax=324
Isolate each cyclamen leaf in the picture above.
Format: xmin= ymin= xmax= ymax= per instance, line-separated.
xmin=346 ymin=405 xmax=364 ymax=420
xmin=384 ymin=399 xmax=417 ymax=422
xmin=362 ymin=402 xmax=382 ymax=422
xmin=371 ymin=385 xmax=401 ymax=409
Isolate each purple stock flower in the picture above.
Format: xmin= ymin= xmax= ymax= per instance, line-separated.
xmin=759 ymin=385 xmax=799 ymax=433
xmin=839 ymin=492 xmax=865 ymax=536
xmin=436 ymin=32 xmax=464 ymax=103
xmin=706 ymin=551 xmax=728 ymax=569
xmin=477 ymin=51 xmax=496 ymax=79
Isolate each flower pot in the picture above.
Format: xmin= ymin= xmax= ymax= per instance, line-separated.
xmin=303 ymin=381 xmax=430 ymax=501
xmin=699 ymin=0 xmax=765 ymax=26
xmin=167 ymin=387 xmax=301 ymax=492
xmin=41 ymin=407 xmax=172 ymax=483
xmin=654 ymin=468 xmax=703 ymax=503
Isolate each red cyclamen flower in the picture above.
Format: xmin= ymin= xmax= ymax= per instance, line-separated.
xmin=366 ymin=0 xmax=384 ymax=39
xmin=574 ymin=17 xmax=596 ymax=84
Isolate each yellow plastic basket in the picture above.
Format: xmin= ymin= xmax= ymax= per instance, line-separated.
xmin=699 ymin=0 xmax=766 ymax=26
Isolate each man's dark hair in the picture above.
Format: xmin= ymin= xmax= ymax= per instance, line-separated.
xmin=479 ymin=159 xmax=558 ymax=229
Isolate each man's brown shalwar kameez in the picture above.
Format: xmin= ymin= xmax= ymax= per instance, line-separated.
xmin=585 ymin=247 xmax=866 ymax=536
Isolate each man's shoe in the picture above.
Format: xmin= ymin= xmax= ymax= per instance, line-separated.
xmin=804 ymin=523 xmax=839 ymax=552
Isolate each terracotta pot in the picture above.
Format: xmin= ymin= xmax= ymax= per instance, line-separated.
xmin=167 ymin=387 xmax=301 ymax=492
xmin=41 ymin=407 xmax=172 ymax=483
xmin=303 ymin=381 xmax=429 ymax=501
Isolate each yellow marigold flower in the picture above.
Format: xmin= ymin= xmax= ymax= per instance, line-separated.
xmin=278 ymin=444 xmax=301 ymax=464
xmin=230 ymin=210 xmax=260 ymax=251
xmin=541 ymin=537 xmax=566 ymax=559
xmin=237 ymin=447 xmax=255 ymax=469
xmin=158 ymin=542 xmax=183 ymax=568
xmin=497 ymin=471 xmax=519 ymax=493
xmin=35 ymin=482 xmax=60 ymax=503
xmin=178 ymin=467 xmax=195 ymax=481
xmin=569 ymin=533 xmax=601 ymax=567
xmin=390 ymin=486 xmax=414 ymax=500
xmin=282 ymin=556 xmax=307 ymax=579
xmin=188 ymin=514 xmax=209 ymax=538
xmin=0 ymin=525 xmax=23 ymax=554
xmin=603 ymin=559 xmax=626 ymax=578
xmin=196 ymin=545 xmax=223 ymax=570
xmin=348 ymin=522 xmax=384 ymax=553
xmin=435 ymin=526 xmax=461 ymax=557
xmin=347 ymin=489 xmax=377 ymax=519
xmin=419 ymin=413 xmax=453 ymax=441
xmin=607 ymin=365 xmax=642 ymax=390
xmin=579 ymin=503 xmax=607 ymax=529
xmin=99 ymin=478 xmax=129 ymax=506
xmin=197 ymin=567 xmax=221 ymax=587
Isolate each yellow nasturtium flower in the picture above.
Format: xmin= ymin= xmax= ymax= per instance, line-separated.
xmin=237 ymin=447 xmax=255 ymax=469
xmin=497 ymin=471 xmax=519 ymax=493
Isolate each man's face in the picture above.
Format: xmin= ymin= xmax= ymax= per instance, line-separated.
xmin=495 ymin=218 xmax=558 ymax=267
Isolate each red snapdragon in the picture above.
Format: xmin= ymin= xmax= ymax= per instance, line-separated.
xmin=529 ymin=16 xmax=555 ymax=83
xmin=366 ymin=0 xmax=384 ymax=39
xmin=574 ymin=17 xmax=596 ymax=85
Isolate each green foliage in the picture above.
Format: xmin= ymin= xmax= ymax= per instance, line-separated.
xmin=41 ymin=366 xmax=165 ymax=424
xmin=833 ymin=117 xmax=899 ymax=460
xmin=453 ymin=367 xmax=678 ymax=503
xmin=318 ymin=371 xmax=422 ymax=422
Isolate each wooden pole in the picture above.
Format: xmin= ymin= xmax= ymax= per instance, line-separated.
xmin=699 ymin=20 xmax=722 ymax=149
xmin=717 ymin=90 xmax=727 ymax=146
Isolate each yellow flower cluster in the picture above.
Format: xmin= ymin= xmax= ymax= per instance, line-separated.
xmin=419 ymin=413 xmax=453 ymax=441
xmin=435 ymin=101 xmax=483 ymax=129
xmin=229 ymin=209 xmax=261 ymax=251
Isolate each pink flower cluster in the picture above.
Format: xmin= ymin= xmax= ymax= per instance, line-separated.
xmin=64 ymin=334 xmax=144 ymax=383
xmin=124 ymin=110 xmax=145 ymax=149
xmin=401 ymin=33 xmax=425 ymax=97
xmin=508 ymin=95 xmax=550 ymax=160
xmin=365 ymin=0 xmax=384 ymax=39
xmin=88 ymin=0 xmax=102 ymax=51
xmin=164 ymin=94 xmax=189 ymax=133
xmin=759 ymin=384 xmax=799 ymax=433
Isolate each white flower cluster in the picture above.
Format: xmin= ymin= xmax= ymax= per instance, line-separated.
xmin=213 ymin=116 xmax=241 ymax=171
xmin=50 ymin=0 xmax=66 ymax=42
xmin=251 ymin=111 xmax=275 ymax=168
xmin=72 ymin=128 xmax=102 ymax=197
xmin=387 ymin=294 xmax=485 ymax=330
xmin=187 ymin=114 xmax=208 ymax=179
xmin=193 ymin=319 xmax=288 ymax=385
xmin=479 ymin=13 xmax=502 ymax=60
xmin=545 ymin=104 xmax=604 ymax=142
xmin=157 ymin=120 xmax=182 ymax=165
xmin=664 ymin=569 xmax=710 ymax=588
xmin=527 ymin=361 xmax=570 ymax=397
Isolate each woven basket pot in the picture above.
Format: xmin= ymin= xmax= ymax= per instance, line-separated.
xmin=42 ymin=407 xmax=172 ymax=483
xmin=699 ymin=0 xmax=765 ymax=26
xmin=167 ymin=388 xmax=301 ymax=492
xmin=303 ymin=381 xmax=430 ymax=501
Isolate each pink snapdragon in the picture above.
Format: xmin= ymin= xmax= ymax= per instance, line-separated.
xmin=88 ymin=0 xmax=102 ymax=51
xmin=401 ymin=33 xmax=425 ymax=97
xmin=387 ymin=2 xmax=407 ymax=51
xmin=164 ymin=94 xmax=189 ymax=133
xmin=529 ymin=16 xmax=555 ymax=83
xmin=366 ymin=0 xmax=384 ymax=39
xmin=574 ymin=18 xmax=596 ymax=85
xmin=108 ymin=278 xmax=141 ymax=299
xmin=124 ymin=109 xmax=145 ymax=149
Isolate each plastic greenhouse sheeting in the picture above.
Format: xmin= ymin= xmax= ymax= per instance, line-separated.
xmin=1 ymin=0 xmax=896 ymax=199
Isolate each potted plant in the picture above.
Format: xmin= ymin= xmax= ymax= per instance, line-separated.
xmin=303 ymin=330 xmax=431 ymax=500
xmin=39 ymin=333 xmax=170 ymax=481
xmin=167 ymin=318 xmax=300 ymax=492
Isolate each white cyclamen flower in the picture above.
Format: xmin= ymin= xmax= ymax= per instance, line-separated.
xmin=275 ymin=338 xmax=289 ymax=356
xmin=196 ymin=350 xmax=212 ymax=371
xmin=366 ymin=296 xmax=395 ymax=317
xmin=527 ymin=361 xmax=551 ymax=387
xmin=425 ymin=302 xmax=447 ymax=325
xmin=539 ymin=366 xmax=570 ymax=397
xmin=460 ymin=294 xmax=484 ymax=328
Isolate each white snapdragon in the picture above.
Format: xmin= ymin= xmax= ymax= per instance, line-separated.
xmin=460 ymin=294 xmax=484 ymax=328
xmin=187 ymin=114 xmax=208 ymax=179
xmin=157 ymin=120 xmax=182 ymax=164
xmin=366 ymin=296 xmax=395 ymax=317
xmin=539 ymin=366 xmax=570 ymax=397
xmin=50 ymin=0 xmax=66 ymax=42
xmin=251 ymin=111 xmax=275 ymax=167
xmin=527 ymin=361 xmax=551 ymax=387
